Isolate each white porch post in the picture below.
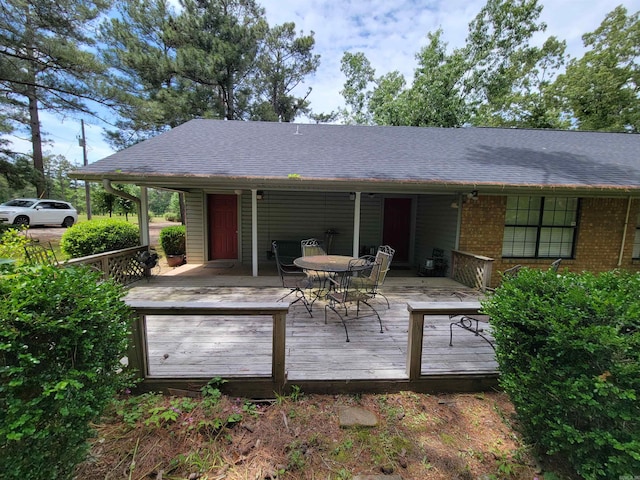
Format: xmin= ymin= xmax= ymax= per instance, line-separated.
xmin=139 ymin=187 xmax=150 ymax=247
xmin=352 ymin=191 xmax=361 ymax=257
xmin=251 ymin=189 xmax=259 ymax=276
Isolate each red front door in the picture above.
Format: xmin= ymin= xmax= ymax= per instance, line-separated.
xmin=208 ymin=194 xmax=238 ymax=260
xmin=382 ymin=198 xmax=411 ymax=262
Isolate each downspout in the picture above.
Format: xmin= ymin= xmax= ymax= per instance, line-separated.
xmin=618 ymin=196 xmax=632 ymax=267
xmin=102 ymin=179 xmax=150 ymax=247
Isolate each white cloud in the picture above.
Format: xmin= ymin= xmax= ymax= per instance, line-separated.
xmin=261 ymin=0 xmax=640 ymax=118
xmin=4 ymin=0 xmax=640 ymax=162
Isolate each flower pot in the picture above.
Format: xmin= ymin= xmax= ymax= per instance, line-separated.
xmin=166 ymin=254 xmax=185 ymax=267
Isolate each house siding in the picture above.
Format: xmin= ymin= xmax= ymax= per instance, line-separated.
xmin=240 ymin=191 xmax=360 ymax=263
xmin=184 ymin=191 xmax=206 ymax=264
xmin=414 ymin=194 xmax=459 ymax=273
xmin=459 ymin=195 xmax=640 ymax=287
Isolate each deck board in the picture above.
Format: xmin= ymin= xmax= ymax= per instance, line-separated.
xmin=127 ymin=279 xmax=498 ymax=382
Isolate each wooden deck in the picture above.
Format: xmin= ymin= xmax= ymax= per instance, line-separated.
xmin=124 ymin=264 xmax=499 ymax=395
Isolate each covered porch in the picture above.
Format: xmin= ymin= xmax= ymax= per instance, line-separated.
xmin=124 ymin=265 xmax=498 ymax=397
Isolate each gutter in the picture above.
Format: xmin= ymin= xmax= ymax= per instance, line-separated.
xmin=103 ymin=179 xmax=140 ymax=206
xmin=102 ymin=179 xmax=150 ymax=247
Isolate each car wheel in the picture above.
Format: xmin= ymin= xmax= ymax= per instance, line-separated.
xmin=13 ymin=215 xmax=29 ymax=227
xmin=62 ymin=216 xmax=75 ymax=228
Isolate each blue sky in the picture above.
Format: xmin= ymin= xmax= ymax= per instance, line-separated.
xmin=7 ymin=0 xmax=640 ymax=167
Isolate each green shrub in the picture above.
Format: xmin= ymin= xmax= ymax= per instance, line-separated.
xmin=0 ymin=227 xmax=29 ymax=264
xmin=482 ymin=268 xmax=640 ymax=479
xmin=159 ymin=224 xmax=186 ymax=256
xmin=0 ymin=264 xmax=134 ymax=479
xmin=60 ymin=218 xmax=139 ymax=258
xmin=164 ymin=211 xmax=182 ymax=222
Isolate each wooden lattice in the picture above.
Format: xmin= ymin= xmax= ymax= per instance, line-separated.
xmin=108 ymin=255 xmax=146 ymax=285
xmin=63 ymin=246 xmax=151 ymax=285
xmin=451 ymin=251 xmax=494 ymax=291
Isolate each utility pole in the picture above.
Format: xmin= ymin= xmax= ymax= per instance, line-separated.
xmin=79 ymin=119 xmax=92 ymax=219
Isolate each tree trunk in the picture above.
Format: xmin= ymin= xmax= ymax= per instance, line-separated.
xmin=27 ymin=76 xmax=46 ymax=198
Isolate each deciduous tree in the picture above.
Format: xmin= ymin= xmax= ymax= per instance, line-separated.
xmin=340 ymin=52 xmax=376 ymax=125
xmin=554 ymin=5 xmax=640 ymax=132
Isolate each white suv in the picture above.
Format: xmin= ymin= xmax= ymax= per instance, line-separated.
xmin=0 ymin=198 xmax=78 ymax=227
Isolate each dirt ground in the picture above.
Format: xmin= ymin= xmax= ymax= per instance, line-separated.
xmin=75 ymin=390 xmax=549 ymax=480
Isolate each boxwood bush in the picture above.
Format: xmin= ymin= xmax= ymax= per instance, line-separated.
xmin=60 ymin=218 xmax=139 ymax=258
xmin=0 ymin=264 xmax=134 ymax=480
xmin=482 ymin=268 xmax=640 ymax=479
xmin=159 ymin=224 xmax=186 ymax=256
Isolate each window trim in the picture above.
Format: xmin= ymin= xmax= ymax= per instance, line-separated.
xmin=633 ymin=211 xmax=640 ymax=260
xmin=502 ymin=196 xmax=580 ymax=259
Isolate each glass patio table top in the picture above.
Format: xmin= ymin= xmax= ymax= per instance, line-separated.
xmin=293 ymin=255 xmax=365 ymax=273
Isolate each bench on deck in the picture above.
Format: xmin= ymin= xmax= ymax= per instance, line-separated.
xmin=269 ymin=240 xmax=302 ymax=264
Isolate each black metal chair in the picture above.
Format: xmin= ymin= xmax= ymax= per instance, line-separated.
xmin=324 ymin=257 xmax=383 ymax=342
xmin=449 ymin=264 xmax=522 ymax=350
xmin=272 ymin=241 xmax=313 ymax=317
xmin=300 ymin=238 xmax=333 ymax=305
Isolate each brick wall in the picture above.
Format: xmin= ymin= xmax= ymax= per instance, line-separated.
xmin=459 ymin=195 xmax=640 ymax=287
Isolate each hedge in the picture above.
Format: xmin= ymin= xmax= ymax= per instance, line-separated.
xmin=60 ymin=218 xmax=139 ymax=258
xmin=0 ymin=264 xmax=134 ymax=479
xmin=482 ymin=268 xmax=640 ymax=479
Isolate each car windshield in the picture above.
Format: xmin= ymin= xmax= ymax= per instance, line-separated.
xmin=2 ymin=200 xmax=35 ymax=207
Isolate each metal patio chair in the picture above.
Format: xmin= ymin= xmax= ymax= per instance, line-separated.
xmin=449 ymin=263 xmax=522 ymax=350
xmin=301 ymin=238 xmax=333 ymax=304
xmin=325 ymin=257 xmax=383 ymax=342
xmin=272 ymin=241 xmax=313 ymax=317
xmin=349 ymin=245 xmax=395 ymax=308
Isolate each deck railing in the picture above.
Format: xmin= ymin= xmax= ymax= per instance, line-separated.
xmin=451 ymin=250 xmax=494 ymax=292
xmin=125 ymin=300 xmax=290 ymax=397
xmin=407 ymin=301 xmax=481 ymax=379
xmin=63 ymin=245 xmax=151 ymax=285
xmin=124 ymin=299 xmax=497 ymax=396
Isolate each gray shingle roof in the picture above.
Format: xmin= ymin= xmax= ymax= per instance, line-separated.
xmin=75 ymin=119 xmax=640 ymax=192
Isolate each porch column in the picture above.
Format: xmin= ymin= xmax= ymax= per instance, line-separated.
xmin=139 ymin=187 xmax=150 ymax=247
xmin=251 ymin=189 xmax=259 ymax=276
xmin=352 ymin=191 xmax=361 ymax=257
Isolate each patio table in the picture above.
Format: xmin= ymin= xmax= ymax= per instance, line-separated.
xmin=294 ymin=255 xmax=368 ymax=305
xmin=293 ymin=254 xmax=361 ymax=273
